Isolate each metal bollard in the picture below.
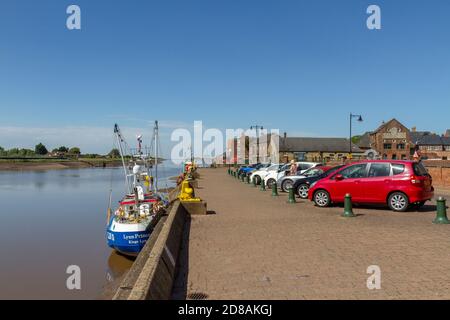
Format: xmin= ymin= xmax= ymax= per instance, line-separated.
xmin=253 ymin=176 xmax=257 ymax=187
xmin=246 ymin=175 xmax=250 ymax=184
xmin=272 ymin=183 xmax=279 ymax=197
xmin=433 ymin=197 xmax=450 ymax=224
xmin=287 ymin=187 xmax=296 ymax=203
xmin=342 ymin=193 xmax=356 ymax=217
xmin=260 ymin=179 xmax=266 ymax=191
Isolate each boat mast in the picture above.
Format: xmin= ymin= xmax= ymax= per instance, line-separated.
xmin=114 ymin=124 xmax=131 ymax=194
xmin=154 ymin=120 xmax=159 ymax=192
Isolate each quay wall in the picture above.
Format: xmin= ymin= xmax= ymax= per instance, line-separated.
xmin=112 ymin=198 xmax=187 ymax=300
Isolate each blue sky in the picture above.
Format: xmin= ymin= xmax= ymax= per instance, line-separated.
xmin=1 ymin=0 xmax=450 ymax=155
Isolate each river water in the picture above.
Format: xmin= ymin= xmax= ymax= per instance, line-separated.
xmin=0 ymin=162 xmax=181 ymax=299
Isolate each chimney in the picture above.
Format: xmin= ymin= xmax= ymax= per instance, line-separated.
xmin=411 ymin=126 xmax=416 ymax=132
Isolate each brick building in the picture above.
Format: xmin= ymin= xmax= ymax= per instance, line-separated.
xmin=363 ymin=119 xmax=414 ymax=160
xmin=411 ymin=131 xmax=450 ymax=160
xmin=358 ymin=119 xmax=450 ymax=161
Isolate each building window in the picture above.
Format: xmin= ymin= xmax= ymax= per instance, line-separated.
xmin=392 ymin=154 xmax=397 ymax=160
xmin=397 ymin=143 xmax=405 ymax=150
xmin=383 ymin=143 xmax=392 ymax=150
xmin=401 ymin=154 xmax=408 ymax=160
xmin=420 ymin=145 xmax=443 ymax=151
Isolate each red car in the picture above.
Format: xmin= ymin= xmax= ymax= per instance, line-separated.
xmin=308 ymin=160 xmax=434 ymax=212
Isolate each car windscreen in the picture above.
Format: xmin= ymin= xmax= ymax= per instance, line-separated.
xmin=325 ymin=166 xmax=344 ymax=177
xmin=302 ymin=168 xmax=323 ymax=177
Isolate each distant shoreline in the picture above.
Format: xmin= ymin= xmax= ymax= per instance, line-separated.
xmin=0 ymin=159 xmax=123 ymax=171
xmin=0 ymin=157 xmax=167 ymax=171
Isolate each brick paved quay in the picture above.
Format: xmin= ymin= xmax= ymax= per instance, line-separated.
xmin=173 ymin=168 xmax=450 ymax=300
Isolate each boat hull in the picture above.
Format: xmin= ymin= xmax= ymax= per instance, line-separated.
xmin=106 ymin=216 xmax=153 ymax=257
xmin=106 ymin=229 xmax=150 ymax=256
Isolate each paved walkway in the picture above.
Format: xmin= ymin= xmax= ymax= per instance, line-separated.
xmin=176 ymin=168 xmax=450 ymax=300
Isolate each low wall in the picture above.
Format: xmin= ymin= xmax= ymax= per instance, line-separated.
xmin=423 ymin=163 xmax=450 ymax=187
xmin=112 ymin=200 xmax=188 ymax=300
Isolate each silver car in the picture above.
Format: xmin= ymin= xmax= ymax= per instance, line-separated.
xmin=277 ymin=163 xmax=323 ymax=192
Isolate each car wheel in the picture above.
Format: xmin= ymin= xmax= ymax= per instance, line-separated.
xmin=254 ymin=175 xmax=261 ymax=185
xmin=297 ymin=184 xmax=309 ymax=199
xmin=313 ymin=190 xmax=331 ymax=207
xmin=281 ymin=179 xmax=294 ymax=192
xmin=388 ymin=192 xmax=409 ymax=212
xmin=266 ymin=178 xmax=276 ymax=189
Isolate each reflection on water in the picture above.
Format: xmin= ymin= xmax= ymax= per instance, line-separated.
xmin=106 ymin=251 xmax=135 ymax=283
xmin=0 ymin=163 xmax=181 ymax=299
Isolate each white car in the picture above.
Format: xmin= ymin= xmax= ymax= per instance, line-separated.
xmin=249 ymin=164 xmax=284 ymax=185
xmin=264 ymin=162 xmax=321 ymax=189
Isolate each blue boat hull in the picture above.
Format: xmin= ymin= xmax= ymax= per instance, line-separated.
xmin=106 ymin=218 xmax=152 ymax=256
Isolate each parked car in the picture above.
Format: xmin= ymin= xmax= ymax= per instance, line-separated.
xmin=308 ymin=160 xmax=434 ymax=212
xmin=264 ymin=162 xmax=321 ymax=189
xmin=237 ymin=163 xmax=264 ymax=176
xmin=277 ymin=165 xmax=328 ymax=192
xmin=250 ymin=163 xmax=284 ymax=185
xmin=292 ymin=165 xmax=345 ymax=198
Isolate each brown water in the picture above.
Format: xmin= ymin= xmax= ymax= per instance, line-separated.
xmin=0 ymin=165 xmax=180 ymax=299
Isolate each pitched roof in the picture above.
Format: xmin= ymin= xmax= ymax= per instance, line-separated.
xmin=441 ymin=136 xmax=450 ymax=145
xmin=280 ymin=137 xmax=362 ymax=153
xmin=410 ymin=131 xmax=431 ymax=144
xmin=409 ymin=132 xmax=450 ymax=146
xmin=372 ymin=118 xmax=403 ymax=133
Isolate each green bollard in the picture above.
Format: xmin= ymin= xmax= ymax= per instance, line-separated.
xmin=433 ymin=197 xmax=450 ymax=224
xmin=253 ymin=176 xmax=257 ymax=187
xmin=241 ymin=174 xmax=245 ymax=182
xmin=272 ymin=183 xmax=279 ymax=197
xmin=342 ymin=193 xmax=356 ymax=217
xmin=287 ymin=187 xmax=296 ymax=203
xmin=260 ymin=179 xmax=266 ymax=191
xmin=246 ymin=175 xmax=250 ymax=184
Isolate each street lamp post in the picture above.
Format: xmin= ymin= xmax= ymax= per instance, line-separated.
xmin=250 ymin=125 xmax=264 ymax=164
xmin=349 ymin=113 xmax=363 ymax=159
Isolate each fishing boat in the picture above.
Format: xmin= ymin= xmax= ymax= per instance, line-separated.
xmin=106 ymin=121 xmax=167 ymax=256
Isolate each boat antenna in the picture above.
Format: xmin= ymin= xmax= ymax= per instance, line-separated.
xmin=114 ymin=123 xmax=131 ymax=193
xmin=154 ymin=120 xmax=159 ymax=192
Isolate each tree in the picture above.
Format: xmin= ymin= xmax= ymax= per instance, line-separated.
xmin=7 ymin=148 xmax=19 ymax=156
xmin=35 ymin=143 xmax=48 ymax=155
xmin=108 ymin=148 xmax=121 ymax=158
xmin=58 ymin=146 xmax=69 ymax=153
xmin=69 ymin=147 xmax=81 ymax=155
xmin=352 ymin=135 xmax=362 ymax=145
xmin=18 ymin=149 xmax=35 ymax=157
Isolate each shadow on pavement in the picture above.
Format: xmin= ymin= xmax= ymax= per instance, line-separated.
xmin=170 ymin=214 xmax=191 ymax=300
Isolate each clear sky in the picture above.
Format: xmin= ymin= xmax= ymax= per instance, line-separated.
xmin=1 ymin=0 xmax=449 ymax=155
